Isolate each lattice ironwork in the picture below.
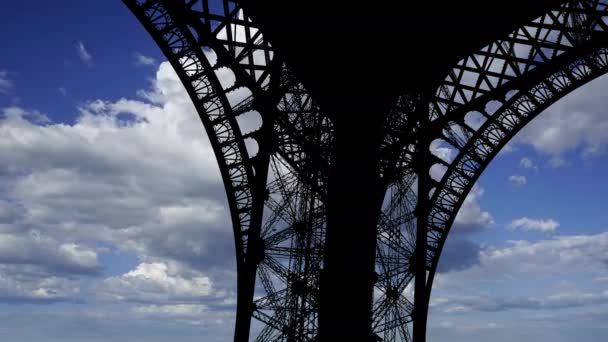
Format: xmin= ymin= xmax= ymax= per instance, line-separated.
xmin=424 ymin=0 xmax=608 ymax=294
xmin=372 ymin=173 xmax=417 ymax=342
xmin=125 ymin=1 xmax=333 ymax=340
xmin=124 ymin=0 xmax=608 ymax=341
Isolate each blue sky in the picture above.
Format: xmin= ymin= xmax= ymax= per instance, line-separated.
xmin=1 ymin=1 xmax=608 ymax=341
xmin=0 ymin=1 xmax=163 ymax=123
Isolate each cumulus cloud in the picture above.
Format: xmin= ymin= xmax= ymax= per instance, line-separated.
xmin=0 ymin=232 xmax=101 ymax=275
xmin=453 ymin=185 xmax=494 ymax=233
xmin=516 ymin=74 xmax=608 ymax=161
xmin=76 ymin=41 xmax=93 ymax=65
xmin=0 ymin=61 xmax=238 ymax=309
xmin=438 ymin=186 xmax=494 ymax=272
xmin=0 ymin=270 xmax=83 ymax=303
xmin=100 ymin=262 xmax=221 ymax=303
xmin=508 ymin=217 xmax=559 ymax=233
xmin=0 ymin=70 xmax=13 ymax=94
xmin=134 ymin=52 xmax=157 ymax=66
xmin=479 ymin=232 xmax=608 ymax=275
xmin=431 ymin=231 xmax=608 ymax=339
xmin=434 ymin=232 xmax=608 ymax=291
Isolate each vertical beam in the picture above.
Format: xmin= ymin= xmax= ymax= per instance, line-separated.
xmin=234 ymin=131 xmax=273 ymax=342
xmin=413 ymin=97 xmax=431 ymax=342
xmin=234 ymin=260 xmax=255 ymax=342
xmin=317 ymin=102 xmax=386 ymax=342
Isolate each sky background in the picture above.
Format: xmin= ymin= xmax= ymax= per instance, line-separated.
xmin=1 ymin=1 xmax=608 ymax=341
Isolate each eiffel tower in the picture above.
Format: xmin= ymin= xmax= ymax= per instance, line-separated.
xmin=124 ymin=0 xmax=608 ymax=340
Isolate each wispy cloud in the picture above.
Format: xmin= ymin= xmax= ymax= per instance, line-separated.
xmin=134 ymin=52 xmax=156 ymax=67
xmin=0 ymin=70 xmax=13 ymax=94
xmin=508 ymin=175 xmax=527 ymax=186
xmin=76 ymin=41 xmax=92 ymax=65
xmin=519 ymin=157 xmax=538 ymax=170
xmin=508 ymin=217 xmax=559 ymax=232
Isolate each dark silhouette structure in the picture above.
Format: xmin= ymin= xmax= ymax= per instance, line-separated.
xmin=124 ymin=0 xmax=608 ymax=340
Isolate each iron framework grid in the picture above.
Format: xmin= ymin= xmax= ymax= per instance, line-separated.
xmin=124 ymin=0 xmax=608 ymax=341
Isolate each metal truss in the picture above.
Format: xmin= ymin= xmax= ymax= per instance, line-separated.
xmin=422 ymin=0 xmax=608 ymax=300
xmin=372 ymin=172 xmax=417 ymax=341
xmin=124 ymin=0 xmax=608 ymax=341
xmin=125 ymin=1 xmax=333 ymax=340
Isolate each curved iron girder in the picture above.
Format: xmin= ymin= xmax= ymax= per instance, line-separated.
xmin=126 ymin=2 xmax=419 ymax=341
xmin=428 ymin=0 xmax=607 ymax=126
xmin=127 ymin=2 xmax=420 ymax=340
xmin=385 ymin=0 xmax=608 ymax=179
xmin=370 ymin=2 xmax=608 ymax=340
xmin=424 ymin=0 xmax=608 ymax=301
xmin=125 ymin=0 xmax=256 ymax=272
xmin=124 ymin=2 xmax=266 ymax=338
xmin=121 ymin=1 xmax=601 ymax=340
xmin=125 ymin=1 xmax=334 ymax=341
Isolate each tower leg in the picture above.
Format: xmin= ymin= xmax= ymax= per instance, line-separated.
xmin=317 ymin=110 xmax=385 ymax=342
xmin=234 ymin=266 xmax=255 ymax=342
xmin=413 ymin=105 xmax=431 ymax=342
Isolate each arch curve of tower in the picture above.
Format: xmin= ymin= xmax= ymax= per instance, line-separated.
xmin=422 ymin=0 xmax=608 ymax=301
xmin=124 ymin=0 xmax=608 ymax=341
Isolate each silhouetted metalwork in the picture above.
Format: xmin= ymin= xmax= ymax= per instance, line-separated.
xmin=124 ymin=0 xmax=608 ymax=341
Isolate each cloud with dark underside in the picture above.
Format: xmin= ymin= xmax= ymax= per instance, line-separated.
xmin=0 ymin=61 xmax=239 ymax=305
xmin=436 ymin=186 xmax=494 ymax=272
xmin=516 ymin=75 xmax=608 ymax=162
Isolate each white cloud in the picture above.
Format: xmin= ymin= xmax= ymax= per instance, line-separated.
xmin=516 ymin=74 xmax=608 ymax=161
xmin=0 ymin=70 xmax=13 ymax=94
xmin=0 ymin=270 xmax=83 ymax=302
xmin=100 ymin=262 xmax=218 ymax=303
xmin=482 ymin=232 xmax=607 ymax=273
xmin=134 ymin=52 xmax=157 ymax=66
xmin=430 ymin=231 xmax=608 ymax=340
xmin=519 ymin=157 xmax=538 ymax=170
xmin=454 ymin=185 xmax=494 ymax=233
xmin=508 ymin=217 xmax=559 ymax=232
xmin=59 ymin=86 xmax=67 ymax=96
xmin=508 ymin=175 xmax=527 ymax=186
xmin=0 ymin=232 xmax=100 ymax=274
xmin=0 ymin=61 xmax=238 ymax=306
xmin=434 ymin=232 xmax=608 ymax=291
xmin=430 ymin=139 xmax=455 ymax=163
xmin=438 ymin=185 xmax=494 ymax=272
xmin=76 ymin=41 xmax=92 ymax=65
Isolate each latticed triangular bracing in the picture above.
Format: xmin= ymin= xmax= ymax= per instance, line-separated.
xmin=372 ymin=173 xmax=417 ymax=342
xmin=431 ymin=0 xmax=608 ymax=120
xmin=125 ymin=1 xmax=334 ymax=340
xmin=124 ymin=0 xmax=608 ymax=341
xmin=423 ymin=0 xmax=608 ymax=293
